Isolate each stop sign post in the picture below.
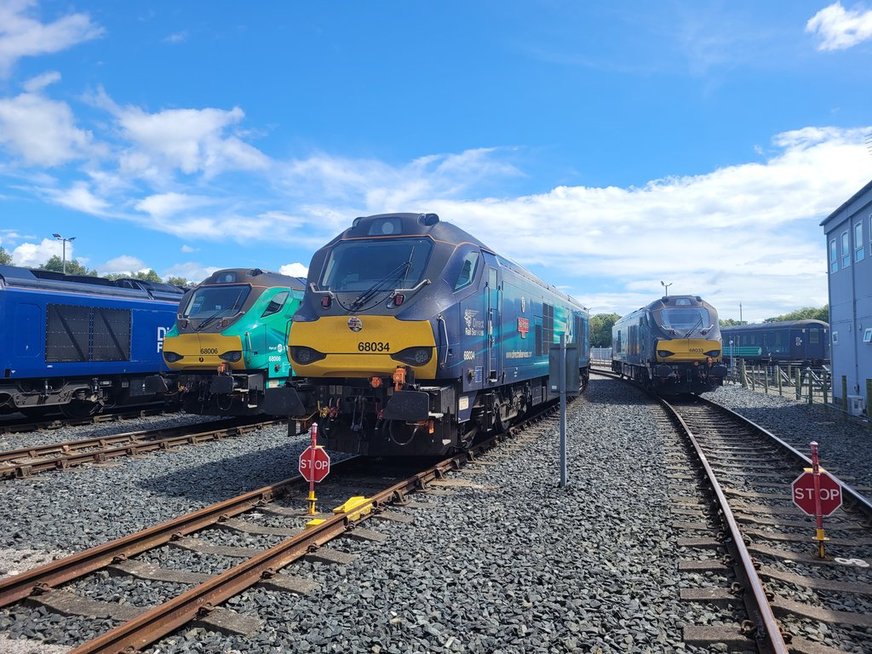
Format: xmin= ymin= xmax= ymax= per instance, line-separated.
xmin=299 ymin=445 xmax=330 ymax=483
xmin=299 ymin=423 xmax=330 ymax=515
xmin=792 ymin=471 xmax=842 ymax=516
xmin=791 ymin=441 xmax=842 ymax=558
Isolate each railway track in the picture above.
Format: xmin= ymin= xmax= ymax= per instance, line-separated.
xmin=0 ymin=408 xmax=561 ymax=653
xmin=593 ymin=368 xmax=872 ymax=653
xmin=0 ymin=405 xmax=181 ymax=436
xmin=0 ymin=416 xmax=284 ymax=479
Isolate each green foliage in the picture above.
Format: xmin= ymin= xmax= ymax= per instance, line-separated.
xmin=166 ymin=276 xmax=191 ymax=287
xmin=719 ymin=318 xmax=744 ymax=326
xmin=40 ymin=256 xmax=98 ymax=276
xmin=0 ymin=247 xmax=11 ymax=265
xmin=105 ymin=269 xmax=163 ymax=282
xmin=590 ymin=313 xmax=621 ymax=347
xmin=763 ymin=306 xmax=828 ymax=323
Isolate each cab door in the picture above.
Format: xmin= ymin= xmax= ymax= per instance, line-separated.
xmin=486 ymin=264 xmax=501 ymax=383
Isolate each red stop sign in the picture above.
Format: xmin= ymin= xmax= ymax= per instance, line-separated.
xmin=299 ymin=445 xmax=330 ymax=483
xmin=792 ymin=470 xmax=842 ymax=516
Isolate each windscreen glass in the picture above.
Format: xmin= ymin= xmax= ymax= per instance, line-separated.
xmin=656 ymin=307 xmax=712 ymax=334
xmin=182 ymin=285 xmax=251 ymax=319
xmin=320 ymin=238 xmax=433 ymax=292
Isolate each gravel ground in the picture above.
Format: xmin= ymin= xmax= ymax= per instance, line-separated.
xmin=1 ymin=379 xmax=871 ymax=652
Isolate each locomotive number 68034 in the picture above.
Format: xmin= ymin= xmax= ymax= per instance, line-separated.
xmin=358 ymin=341 xmax=390 ymax=352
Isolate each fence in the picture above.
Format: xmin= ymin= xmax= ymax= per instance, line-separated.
xmin=724 ymin=359 xmax=835 ymax=406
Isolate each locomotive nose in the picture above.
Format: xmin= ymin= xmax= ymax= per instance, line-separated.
xmin=288 ymin=315 xmax=437 ymax=377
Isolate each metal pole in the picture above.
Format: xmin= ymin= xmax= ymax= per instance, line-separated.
xmin=559 ymin=333 xmax=567 ymax=488
xmin=62 ymin=240 xmax=67 ymax=274
xmin=810 ymin=442 xmax=827 ymax=558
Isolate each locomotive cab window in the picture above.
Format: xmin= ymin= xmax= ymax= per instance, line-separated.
xmin=453 ymin=251 xmax=480 ymax=291
xmin=183 ymin=285 xmax=251 ymax=319
xmin=320 ymin=237 xmax=432 ymax=292
xmin=261 ymin=291 xmax=289 ymax=317
xmin=654 ymin=307 xmax=711 ymax=334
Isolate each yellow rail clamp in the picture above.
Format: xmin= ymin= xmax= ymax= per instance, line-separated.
xmin=305 ymin=518 xmax=326 ymax=529
xmin=333 ymin=496 xmax=373 ymax=522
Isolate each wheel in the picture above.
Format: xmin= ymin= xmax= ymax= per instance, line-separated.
xmin=60 ymin=400 xmax=101 ymax=419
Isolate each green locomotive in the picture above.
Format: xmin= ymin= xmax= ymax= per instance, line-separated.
xmin=148 ymin=268 xmax=305 ymax=415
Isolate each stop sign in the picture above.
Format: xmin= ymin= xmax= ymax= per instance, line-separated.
xmin=299 ymin=445 xmax=330 ymax=483
xmin=792 ymin=470 xmax=842 ymax=516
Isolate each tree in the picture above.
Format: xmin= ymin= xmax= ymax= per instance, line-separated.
xmin=764 ymin=306 xmax=829 ymax=323
xmin=589 ymin=313 xmax=621 ymax=347
xmin=0 ymin=247 xmax=11 ymax=265
xmin=40 ymin=256 xmax=98 ymax=276
xmin=104 ymin=270 xmax=164 ymax=283
xmin=166 ymin=276 xmax=191 ymax=288
xmin=719 ymin=318 xmax=744 ymax=326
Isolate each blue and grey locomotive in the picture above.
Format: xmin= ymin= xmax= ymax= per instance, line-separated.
xmin=272 ymin=213 xmax=590 ymax=456
xmin=721 ymin=320 xmax=830 ymax=366
xmin=0 ymin=265 xmax=184 ymax=417
xmin=611 ymin=294 xmax=727 ymax=394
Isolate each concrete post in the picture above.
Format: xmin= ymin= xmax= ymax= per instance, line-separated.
xmin=841 ymin=376 xmax=848 ymax=412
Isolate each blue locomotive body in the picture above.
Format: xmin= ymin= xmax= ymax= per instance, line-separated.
xmin=721 ymin=320 xmax=830 ymax=366
xmin=611 ymin=295 xmax=728 ymax=394
xmin=0 ymin=265 xmax=183 ymax=416
xmin=278 ymin=213 xmax=590 ymax=456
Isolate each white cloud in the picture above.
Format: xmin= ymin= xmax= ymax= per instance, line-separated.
xmin=0 ymin=0 xmax=103 ymax=77
xmin=807 ymin=2 xmax=872 ymax=51
xmin=44 ymin=181 xmax=111 ymax=215
xmin=22 ymin=69 xmax=60 ymax=92
xmin=0 ymin=79 xmax=95 ymax=166
xmin=279 ymin=262 xmax=308 ymax=277
xmin=100 ymin=255 xmax=146 ymax=275
xmin=135 ymin=192 xmax=214 ymax=219
xmin=92 ymin=90 xmax=270 ymax=180
xmin=162 ymin=261 xmax=220 ymax=285
xmin=11 ymin=236 xmax=69 ymax=267
xmin=180 ymin=244 xmax=196 ymax=253
xmin=164 ymin=31 xmax=188 ymax=44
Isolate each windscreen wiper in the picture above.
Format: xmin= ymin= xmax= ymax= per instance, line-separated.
xmin=195 ymin=309 xmax=226 ymax=332
xmin=349 ymin=261 xmax=412 ymax=312
xmin=684 ymin=316 xmax=704 ymax=338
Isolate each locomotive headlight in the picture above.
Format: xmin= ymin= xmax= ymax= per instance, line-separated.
xmin=164 ymin=351 xmax=184 ymax=362
xmin=704 ymin=350 xmax=721 ymax=357
xmin=290 ymin=346 xmax=327 ymax=365
xmin=657 ymin=349 xmax=674 ymax=357
xmin=391 ymin=346 xmax=433 ymax=366
xmin=219 ymin=351 xmax=242 ymax=362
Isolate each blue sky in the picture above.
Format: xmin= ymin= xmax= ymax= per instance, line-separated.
xmin=0 ymin=0 xmax=871 ymax=322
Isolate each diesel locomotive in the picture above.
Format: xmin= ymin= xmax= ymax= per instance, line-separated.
xmin=147 ymin=268 xmax=305 ymax=415
xmin=270 ymin=212 xmax=591 ymax=456
xmin=0 ymin=265 xmax=184 ymax=417
xmin=721 ymin=320 xmax=830 ymax=366
xmin=611 ymin=294 xmax=727 ymax=394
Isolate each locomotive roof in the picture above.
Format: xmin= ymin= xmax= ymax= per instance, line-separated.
xmin=336 ymin=213 xmax=494 ymax=251
xmin=0 ymin=264 xmax=185 ymax=302
xmin=198 ymin=268 xmax=306 ymax=290
xmin=721 ymin=319 xmax=829 ymax=332
xmin=328 ymin=213 xmax=585 ymax=311
xmin=643 ymin=294 xmax=709 ymax=311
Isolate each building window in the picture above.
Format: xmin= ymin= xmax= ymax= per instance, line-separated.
xmin=841 ymin=231 xmax=850 ymax=268
xmin=830 ymin=239 xmax=838 ymax=273
xmin=864 ymin=328 xmax=872 ymax=344
xmin=855 ymin=222 xmax=865 ymax=262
